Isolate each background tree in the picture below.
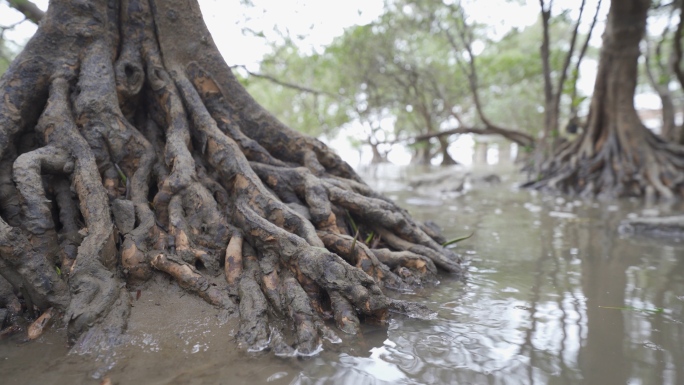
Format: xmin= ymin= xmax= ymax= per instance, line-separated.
xmin=1 ymin=0 xmax=44 ymax=75
xmin=644 ymin=12 xmax=679 ymax=142
xmin=528 ymin=0 xmax=684 ymax=199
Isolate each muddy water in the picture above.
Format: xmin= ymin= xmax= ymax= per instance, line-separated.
xmin=2 ymin=165 xmax=684 ymax=385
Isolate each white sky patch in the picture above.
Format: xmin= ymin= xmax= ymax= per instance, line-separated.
xmin=199 ymin=0 xmax=384 ymax=69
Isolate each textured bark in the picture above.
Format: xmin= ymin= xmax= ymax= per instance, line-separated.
xmin=0 ymin=0 xmax=460 ymax=357
xmin=526 ymin=0 xmax=684 ymax=200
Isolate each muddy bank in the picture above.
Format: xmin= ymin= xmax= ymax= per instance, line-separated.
xmin=0 ymin=275 xmax=241 ymax=384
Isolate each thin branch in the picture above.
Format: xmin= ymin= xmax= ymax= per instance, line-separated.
xmin=6 ymin=0 xmax=44 ymax=25
xmin=0 ymin=17 xmax=26 ymax=40
xmin=672 ymin=0 xmax=684 ymax=90
xmin=554 ymin=0 xmax=587 ymax=113
xmin=570 ymin=0 xmax=602 ymax=117
xmin=230 ymin=64 xmax=338 ymax=98
xmin=387 ymin=125 xmax=535 ymax=148
xmin=539 ymin=0 xmax=554 ymax=115
xmin=449 ymin=6 xmax=493 ymax=128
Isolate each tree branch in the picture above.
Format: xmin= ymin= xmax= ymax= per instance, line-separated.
xmin=553 ymin=0 xmax=586 ymax=114
xmin=6 ymin=0 xmax=44 ymax=25
xmin=570 ymin=0 xmax=602 ymax=117
xmin=231 ymin=64 xmax=339 ymax=98
xmin=388 ymin=125 xmax=535 ymax=148
xmin=672 ymin=0 xmax=684 ymax=91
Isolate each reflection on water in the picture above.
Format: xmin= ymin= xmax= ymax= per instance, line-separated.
xmin=312 ymin=164 xmax=684 ymax=385
xmin=1 ymin=165 xmax=683 ymax=384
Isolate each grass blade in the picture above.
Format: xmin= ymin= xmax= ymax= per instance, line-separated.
xmin=442 ymin=232 xmax=474 ymax=247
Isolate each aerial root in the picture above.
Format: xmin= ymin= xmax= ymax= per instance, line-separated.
xmin=167 ymin=194 xmax=215 ymax=270
xmin=150 ymin=253 xmax=234 ymax=310
xmin=13 ymin=145 xmax=71 ymax=263
xmin=317 ymin=230 xmax=406 ymax=289
xmin=527 ymin=124 xmax=684 ymax=198
xmin=387 ymin=299 xmax=437 ymax=319
xmin=296 ymin=247 xmax=388 ymax=316
xmin=27 ymin=307 xmax=55 ymax=340
xmin=224 ymin=231 xmax=243 ymax=286
xmin=237 ymin=249 xmax=270 ymax=352
xmin=0 ymin=146 xmax=71 ymax=311
xmin=53 ymin=178 xmax=81 ymax=275
xmin=371 ymin=248 xmax=437 ymax=285
xmin=259 ymin=252 xmax=285 ymax=313
xmin=376 ymin=228 xmax=461 ymax=273
xmin=0 ymin=223 xmax=70 ymax=311
xmin=234 ymin=245 xmax=345 ymax=355
xmin=419 ymin=222 xmax=447 ymax=245
xmin=329 ymin=290 xmax=360 ymax=335
xmin=35 ymin=76 xmax=127 ymax=345
xmin=280 ymin=269 xmax=323 ymax=354
xmin=0 ymin=153 xmax=22 ymax=227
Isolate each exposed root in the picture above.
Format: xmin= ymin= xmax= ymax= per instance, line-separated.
xmin=329 ymin=290 xmax=360 ymax=335
xmin=526 ymin=124 xmax=684 ymax=199
xmin=0 ymin=0 xmax=463 ymax=358
xmin=237 ymin=248 xmax=270 ymax=352
xmin=151 ymin=253 xmax=234 ymax=310
xmin=27 ymin=307 xmax=55 ymax=340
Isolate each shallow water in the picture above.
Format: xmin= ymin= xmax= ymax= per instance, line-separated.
xmin=2 ymin=165 xmax=684 ymax=384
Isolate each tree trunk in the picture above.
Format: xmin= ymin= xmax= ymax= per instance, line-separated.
xmin=645 ymin=38 xmax=678 ymax=141
xmin=538 ymin=0 xmax=558 ymax=161
xmin=473 ymin=142 xmax=488 ymax=165
xmin=369 ymin=142 xmax=388 ymax=164
xmin=0 ymin=0 xmax=459 ymax=357
xmin=526 ymin=0 xmax=684 ymax=199
xmin=438 ymin=136 xmax=457 ymax=166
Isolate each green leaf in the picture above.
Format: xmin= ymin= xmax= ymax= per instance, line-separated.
xmin=114 ymin=164 xmax=127 ymax=184
xmin=346 ymin=210 xmax=358 ymax=234
xmin=365 ymin=231 xmax=375 ymax=245
xmin=350 ymin=230 xmax=359 ymax=254
xmin=442 ymin=232 xmax=474 ymax=247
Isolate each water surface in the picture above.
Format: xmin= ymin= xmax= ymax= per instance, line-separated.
xmin=1 ymin=165 xmax=683 ymax=384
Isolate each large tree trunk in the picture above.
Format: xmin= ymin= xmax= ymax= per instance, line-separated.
xmin=438 ymin=136 xmax=458 ymax=166
xmin=526 ymin=0 xmax=684 ymax=199
xmin=0 ymin=0 xmax=460 ymax=357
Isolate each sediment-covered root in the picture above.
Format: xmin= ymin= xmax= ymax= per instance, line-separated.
xmin=151 ymin=253 xmax=233 ymax=309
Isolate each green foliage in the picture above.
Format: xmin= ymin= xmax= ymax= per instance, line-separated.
xmin=442 ymin=232 xmax=474 ymax=247
xmin=239 ymin=0 xmax=598 ymax=163
xmin=239 ymin=42 xmax=351 ymax=138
